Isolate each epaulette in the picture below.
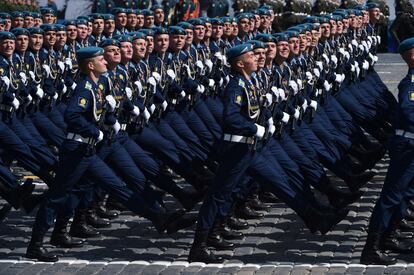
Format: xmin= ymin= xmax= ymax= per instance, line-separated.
xmin=238 ymin=78 xmax=245 ymax=88
xmin=85 ymin=81 xmax=92 ymax=90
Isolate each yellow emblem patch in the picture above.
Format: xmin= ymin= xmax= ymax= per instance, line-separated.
xmin=120 ymin=74 xmax=124 ymax=80
xmin=412 ymin=75 xmax=414 ymax=83
xmin=78 ymin=97 xmax=88 ymax=108
xmin=235 ymin=95 xmax=242 ymax=105
xmin=98 ymin=84 xmax=104 ymax=90
xmin=0 ymin=68 xmax=3 ymax=75
xmin=238 ymin=79 xmax=245 ymax=88
xmin=410 ymin=91 xmax=414 ymax=101
xmin=85 ymin=81 xmax=92 ymax=90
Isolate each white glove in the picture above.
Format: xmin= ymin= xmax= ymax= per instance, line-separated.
xmin=149 ymin=104 xmax=156 ymax=114
xmin=134 ymin=81 xmax=143 ymax=94
xmin=269 ymin=124 xmax=276 ymax=136
xmin=112 ymin=121 xmax=120 ymax=135
xmin=282 ymin=112 xmax=290 ymax=124
xmin=97 ymin=130 xmax=104 ymax=142
xmin=57 ymin=60 xmax=65 ymax=72
xmin=1 ymin=76 xmax=10 ymax=90
xmin=294 ymin=108 xmax=300 ymax=120
xmin=302 ymin=100 xmax=308 ymax=111
xmin=377 ymin=35 xmax=381 ymax=44
xmin=310 ymin=100 xmax=317 ymax=110
xmin=143 ymin=107 xmax=151 ymax=121
xmin=341 ymin=74 xmax=346 ymax=82
xmin=53 ymin=92 xmax=58 ymax=100
xmin=205 ymin=59 xmax=213 ymax=74
xmin=351 ymin=64 xmax=355 ymax=72
xmin=19 ymin=72 xmax=27 ymax=84
xmin=197 ymin=85 xmax=205 ymax=94
xmin=222 ymin=55 xmax=228 ymax=66
xmin=267 ymin=117 xmax=274 ymax=126
xmin=11 ymin=97 xmax=20 ymax=109
xmin=306 ymin=71 xmax=313 ymax=81
xmin=166 ymin=69 xmax=176 ymax=80
xmin=161 ymin=100 xmax=168 ymax=111
xmin=344 ymin=51 xmax=350 ymax=61
xmin=208 ymin=79 xmax=215 ymax=88
xmin=351 ymin=39 xmax=358 ymax=48
xmin=296 ymin=79 xmax=303 ymax=91
xmin=105 ymin=95 xmax=117 ymax=111
xmin=29 ymin=71 xmax=35 ymax=81
xmin=36 ymin=85 xmax=44 ymax=98
xmin=152 ymin=72 xmax=161 ymax=83
xmin=148 ymin=76 xmax=157 ymax=87
xmin=225 ymin=75 xmax=230 ymax=85
xmin=214 ymin=51 xmax=224 ymax=62
xmin=356 ymin=65 xmax=360 ymax=78
xmin=367 ymin=36 xmax=373 ymax=44
xmin=372 ymin=36 xmax=377 ymax=45
xmin=289 ymin=80 xmax=298 ymax=95
xmin=358 ymin=44 xmax=364 ymax=52
xmin=218 ymin=78 xmax=224 ymax=87
xmin=361 ymin=41 xmax=368 ymax=52
xmin=373 ymin=55 xmax=378 ymax=63
xmin=278 ymin=88 xmax=286 ymax=101
xmin=368 ymin=53 xmax=375 ymax=65
xmin=42 ymin=64 xmax=51 ymax=78
xmin=323 ymin=80 xmax=331 ymax=92
xmin=338 ymin=48 xmax=345 ymax=56
xmin=331 ymin=55 xmax=338 ymax=66
xmin=71 ymin=82 xmax=77 ymax=90
xmin=322 ymin=53 xmax=329 ymax=64
xmin=26 ymin=94 xmax=32 ymax=104
xmin=62 ymin=84 xmax=67 ymax=94
xmin=313 ymin=68 xmax=320 ymax=78
xmin=180 ymin=91 xmax=186 ymax=98
xmin=315 ymin=61 xmax=323 ymax=71
xmin=367 ymin=41 xmax=372 ymax=50
xmin=348 ymin=43 xmax=353 ymax=53
xmin=125 ymin=87 xmax=133 ymax=99
xmin=362 ymin=60 xmax=369 ymax=70
xmin=255 ymin=124 xmax=265 ymax=139
xmin=64 ymin=58 xmax=73 ymax=68
xmin=195 ymin=60 xmax=204 ymax=71
xmin=335 ymin=73 xmax=343 ymax=83
xmin=131 ymin=106 xmax=140 ymax=116
xmin=265 ymin=93 xmax=273 ymax=107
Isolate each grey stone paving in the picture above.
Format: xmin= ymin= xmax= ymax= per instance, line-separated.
xmin=0 ymin=54 xmax=410 ymax=274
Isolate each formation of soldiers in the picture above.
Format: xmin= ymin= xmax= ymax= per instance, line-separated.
xmin=0 ymin=0 xmax=407 ymax=266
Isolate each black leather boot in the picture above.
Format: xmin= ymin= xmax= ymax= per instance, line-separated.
xmin=234 ymin=201 xmax=264 ymax=219
xmin=248 ymin=194 xmax=271 ymax=211
xmin=140 ymin=206 xmax=186 ymax=234
xmin=188 ymin=230 xmax=224 ymax=263
xmin=302 ymin=205 xmax=349 ymax=234
xmin=69 ymin=209 xmax=101 ymax=238
xmin=50 ymin=217 xmax=83 ymax=248
xmin=169 ymin=185 xmax=205 ymax=212
xmin=26 ymin=231 xmax=59 ymax=262
xmin=345 ymin=171 xmax=376 ymax=193
xmin=85 ymin=206 xmax=111 ymax=228
xmin=380 ymin=230 xmax=414 ymax=254
xmin=321 ymin=178 xmax=363 ymax=209
xmin=166 ymin=213 xmax=198 ymax=234
xmin=228 ymin=216 xmax=249 ymax=230
xmin=96 ymin=201 xmax=119 ymax=219
xmin=259 ymin=191 xmax=279 ymax=203
xmin=217 ymin=217 xmax=244 ymax=240
xmin=360 ymin=233 xmax=397 ymax=265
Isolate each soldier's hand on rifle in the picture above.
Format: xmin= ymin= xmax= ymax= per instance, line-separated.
xmin=105 ymin=95 xmax=117 ymax=111
xmin=197 ymin=84 xmax=205 ymax=94
xmin=166 ymin=69 xmax=176 ymax=81
xmin=19 ymin=72 xmax=27 ymax=85
xmin=125 ymin=87 xmax=133 ymax=99
xmin=149 ymin=103 xmax=156 ymax=114
xmin=97 ymin=130 xmax=104 ymax=143
xmin=205 ymin=59 xmax=213 ymax=74
xmin=143 ymin=107 xmax=151 ymax=122
xmin=11 ymin=95 xmax=20 ymax=110
xmin=282 ymin=112 xmax=290 ymax=124
xmin=289 ymin=80 xmax=298 ymax=95
xmin=29 ymin=71 xmax=36 ymax=81
xmin=26 ymin=94 xmax=33 ymax=105
xmin=161 ymin=100 xmax=168 ymax=111
xmin=313 ymin=67 xmax=320 ymax=78
xmin=323 ymin=80 xmax=331 ymax=92
xmin=42 ymin=64 xmax=51 ymax=78
xmin=134 ymin=80 xmax=143 ymax=94
xmin=36 ymin=85 xmax=44 ymax=98
xmin=53 ymin=92 xmax=58 ymax=100
xmin=131 ymin=106 xmax=140 ymax=116
xmin=310 ymin=100 xmax=318 ymax=111
xmin=64 ymin=58 xmax=73 ymax=69
xmin=264 ymin=93 xmax=273 ymax=107
xmin=57 ymin=61 xmax=65 ymax=74
xmin=254 ymin=124 xmax=265 ymax=140
xmin=152 ymin=72 xmax=161 ymax=83
xmin=1 ymin=76 xmax=10 ymax=90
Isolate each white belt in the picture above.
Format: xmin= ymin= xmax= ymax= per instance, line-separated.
xmin=66 ymin=133 xmax=96 ymax=144
xmin=120 ymin=124 xmax=127 ymax=131
xmin=395 ymin=129 xmax=414 ymax=140
xmin=223 ymin=134 xmax=254 ymax=144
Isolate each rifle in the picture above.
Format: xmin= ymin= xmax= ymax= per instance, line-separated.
xmin=252 ymin=95 xmax=268 ymax=152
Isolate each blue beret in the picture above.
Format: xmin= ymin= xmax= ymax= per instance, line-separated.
xmin=200 ymin=17 xmax=211 ymax=24
xmin=255 ymin=33 xmax=276 ymax=43
xmin=222 ymin=17 xmax=232 ymax=23
xmin=0 ymin=31 xmax=15 ymax=40
xmin=366 ymin=2 xmax=380 ymax=10
xmin=210 ymin=18 xmax=223 ymax=25
xmin=103 ymin=14 xmax=115 ymax=21
xmin=398 ymin=37 xmax=414 ymax=54
xmin=11 ymin=28 xmax=30 ymax=37
xmin=354 ymin=10 xmax=363 ymax=16
xmin=354 ymin=5 xmax=367 ymax=11
xmin=169 ymin=26 xmax=186 ymax=35
xmin=76 ymin=19 xmax=89 ymax=26
xmin=142 ymin=9 xmax=154 ymax=16
xmin=132 ymin=32 xmax=147 ymax=40
xmin=40 ymin=7 xmax=56 ymax=15
xmin=177 ymin=22 xmax=193 ymax=30
xmin=274 ymin=33 xmax=289 ymax=43
xmin=77 ymin=46 xmax=104 ymax=61
xmin=90 ymin=13 xmax=104 ymax=20
xmin=64 ymin=20 xmax=77 ymax=26
xmin=248 ymin=40 xmax=266 ymax=50
xmin=285 ymin=31 xmax=299 ymax=39
xmin=257 ymin=8 xmax=271 ymax=16
xmin=99 ymin=38 xmax=120 ymax=48
xmin=303 ymin=16 xmax=320 ymax=24
xmin=237 ymin=13 xmax=250 ymax=20
xmin=318 ymin=17 xmax=330 ymax=24
xmin=140 ymin=28 xmax=154 ymax=37
xmin=55 ymin=24 xmax=66 ymax=32
xmin=188 ymin=18 xmax=205 ymax=26
xmin=125 ymin=9 xmax=135 ymax=14
xmin=116 ymin=34 xmax=133 ymax=43
xmin=28 ymin=27 xmax=44 ymax=35
xmin=0 ymin=13 xmax=11 ymax=20
xmin=288 ymin=26 xmax=305 ymax=34
xmin=40 ymin=24 xmax=57 ymax=32
xmin=136 ymin=9 xmax=144 ymax=15
xmin=32 ymin=12 xmax=41 ymax=19
xmin=0 ymin=19 xmax=5 ymax=25
xmin=112 ymin=8 xmax=127 ymax=15
xmin=11 ymin=11 xmax=24 ymax=18
xmin=227 ymin=43 xmax=254 ymax=61
xmin=23 ymin=12 xmax=33 ymax=17
xmin=151 ymin=4 xmax=163 ymax=11
xmin=154 ymin=27 xmax=169 ymax=35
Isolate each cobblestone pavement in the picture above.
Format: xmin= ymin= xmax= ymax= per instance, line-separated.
xmin=0 ymin=54 xmax=411 ymax=274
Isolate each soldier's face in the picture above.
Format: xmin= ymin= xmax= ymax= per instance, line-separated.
xmin=223 ymin=22 xmax=232 ymax=37
xmin=336 ymin=21 xmax=343 ymax=34
xmin=144 ymin=16 xmax=154 ymax=28
xmin=205 ymin=23 xmax=212 ymax=38
xmin=320 ymin=23 xmax=330 ymax=38
xmin=299 ymin=34 xmax=307 ymax=51
xmin=66 ymin=25 xmax=77 ymax=40
xmin=34 ymin=18 xmax=42 ymax=27
xmin=369 ymin=8 xmax=381 ymax=22
xmin=254 ymin=48 xmax=266 ymax=68
xmin=5 ymin=19 xmax=11 ymax=31
xmin=249 ymin=18 xmax=255 ymax=31
xmin=212 ymin=25 xmax=223 ymax=39
xmin=43 ymin=14 xmax=55 ymax=24
xmin=88 ymin=22 xmax=93 ymax=35
xmin=116 ymin=13 xmax=127 ymax=27
xmin=185 ymin=29 xmax=193 ymax=45
xmin=362 ymin=11 xmax=369 ymax=23
xmin=16 ymin=35 xmax=29 ymax=52
xmin=146 ymin=36 xmax=154 ymax=54
xmin=343 ymin=19 xmax=349 ymax=30
xmin=77 ymin=24 xmax=88 ymax=40
xmin=133 ymin=39 xmax=146 ymax=59
xmin=305 ymin=31 xmax=312 ymax=46
xmin=56 ymin=31 xmax=67 ymax=47
xmin=239 ymin=19 xmax=249 ymax=33
xmin=232 ymin=23 xmax=238 ymax=36
xmin=92 ymin=55 xmax=108 ymax=74
xmin=330 ymin=20 xmax=337 ymax=35
xmin=0 ymin=39 xmax=15 ymax=58
xmin=311 ymin=30 xmax=319 ymax=46
xmin=266 ymin=42 xmax=276 ymax=60
xmin=12 ymin=17 xmax=24 ymax=28
xmin=350 ymin=15 xmax=358 ymax=28
xmin=154 ymin=9 xmax=164 ymax=24
xmin=104 ymin=45 xmax=121 ymax=64
xmin=169 ymin=34 xmax=185 ymax=51
xmin=120 ymin=41 xmax=133 ymax=61
xmin=288 ymin=37 xmax=300 ymax=55
xmin=104 ymin=20 xmax=115 ymax=34
xmin=276 ymin=41 xmax=290 ymax=59
xmin=93 ymin=19 xmax=104 ymax=35
xmin=30 ymin=34 xmax=43 ymax=51
xmin=127 ymin=14 xmax=137 ymax=28
xmin=194 ymin=25 xmax=205 ymax=41
xmin=44 ymin=31 xmax=56 ymax=47
xmin=24 ymin=16 xmax=34 ymax=28
xmin=254 ymin=15 xmax=260 ymax=29
xmin=137 ymin=15 xmax=144 ymax=28
xmin=240 ymin=51 xmax=257 ymax=74
xmin=0 ymin=24 xmax=5 ymax=31
xmin=154 ymin=34 xmax=169 ymax=53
